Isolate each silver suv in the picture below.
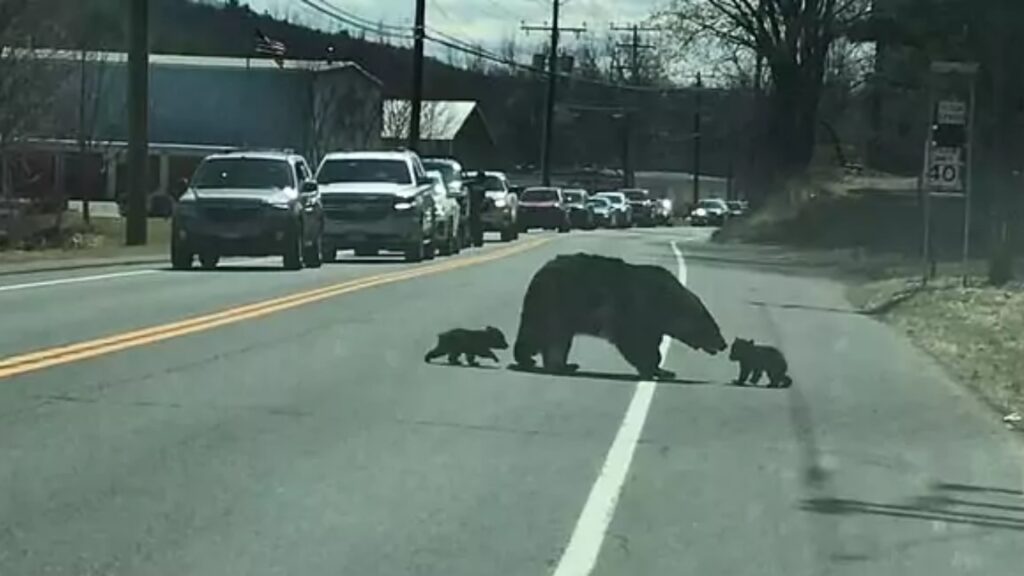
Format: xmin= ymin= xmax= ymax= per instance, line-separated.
xmin=316 ymin=151 xmax=438 ymax=262
xmin=171 ymin=151 xmax=324 ymax=271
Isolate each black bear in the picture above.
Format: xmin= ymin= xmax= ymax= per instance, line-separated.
xmin=425 ymin=326 xmax=509 ymax=366
xmin=512 ymin=253 xmax=727 ymax=379
xmin=729 ymin=338 xmax=792 ymax=388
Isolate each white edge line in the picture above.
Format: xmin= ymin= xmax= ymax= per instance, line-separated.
xmin=0 ymin=257 xmax=282 ymax=294
xmin=0 ymin=269 xmax=159 ymax=293
xmin=551 ymin=241 xmax=687 ymax=576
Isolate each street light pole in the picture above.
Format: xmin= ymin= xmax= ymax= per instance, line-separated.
xmin=540 ymin=0 xmax=560 ymax=186
xmin=408 ymin=0 xmax=426 ymax=151
xmin=126 ymin=0 xmax=149 ymax=246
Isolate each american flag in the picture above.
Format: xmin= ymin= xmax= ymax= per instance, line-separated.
xmin=255 ymin=29 xmax=287 ymax=67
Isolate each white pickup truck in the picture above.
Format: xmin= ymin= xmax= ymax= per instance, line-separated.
xmin=315 ymin=151 xmax=439 ymax=262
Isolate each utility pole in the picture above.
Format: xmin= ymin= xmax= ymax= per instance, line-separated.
xmin=611 ymin=24 xmax=659 ymax=84
xmin=126 ymin=0 xmax=149 ymax=246
xmin=408 ymin=0 xmax=427 ymax=151
xmin=522 ymin=2 xmax=584 ymax=186
xmin=692 ymin=72 xmax=703 ymax=204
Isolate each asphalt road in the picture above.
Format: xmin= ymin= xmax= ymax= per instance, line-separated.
xmin=1 ymin=228 xmax=1021 ymax=575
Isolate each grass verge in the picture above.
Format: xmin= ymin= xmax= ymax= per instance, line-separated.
xmin=850 ymin=278 xmax=1024 ymax=423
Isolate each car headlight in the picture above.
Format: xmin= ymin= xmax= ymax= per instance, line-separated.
xmin=694 ymin=208 xmax=707 ymax=216
xmin=493 ymin=198 xmax=507 ymax=208
xmin=266 ymin=200 xmax=291 ymax=210
xmin=394 ymin=201 xmax=416 ymax=211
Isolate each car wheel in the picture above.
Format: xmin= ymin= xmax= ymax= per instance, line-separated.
xmin=438 ymin=223 xmax=453 ymax=256
xmin=199 ymin=252 xmax=220 ymax=270
xmin=282 ymin=226 xmax=303 ymax=270
xmin=170 ymin=241 xmax=193 ymax=270
xmin=321 ymin=243 xmax=338 ymax=263
xmin=424 ymin=239 xmax=436 ymax=260
xmin=404 ymin=240 xmax=424 ymax=263
xmin=500 ymin=226 xmax=515 ymax=242
xmin=303 ymin=235 xmax=323 ymax=269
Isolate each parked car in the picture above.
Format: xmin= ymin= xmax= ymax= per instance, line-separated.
xmin=690 ymin=198 xmax=730 ymax=227
xmin=727 ymin=200 xmax=749 ymax=218
xmin=593 ymin=191 xmax=633 ymax=228
xmin=586 ymin=196 xmax=616 ymax=228
xmin=315 ymin=150 xmax=438 ymax=263
xmin=421 ymin=157 xmax=468 ymax=246
xmin=655 ymin=197 xmax=675 ymax=226
xmin=621 ymin=188 xmax=656 ymax=226
xmin=562 ymin=188 xmax=595 ymax=229
xmin=463 ymin=170 xmax=519 ymax=242
xmin=170 ymin=151 xmax=324 ymax=271
xmin=426 ymin=170 xmax=462 ymax=256
xmin=518 ymin=187 xmax=571 ymax=232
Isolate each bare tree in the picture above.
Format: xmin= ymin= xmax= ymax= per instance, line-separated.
xmin=308 ymin=67 xmax=383 ymax=161
xmin=0 ymin=1 xmax=63 ymax=193
xmin=382 ymin=100 xmax=461 ymax=145
xmin=662 ymin=0 xmax=871 ymax=186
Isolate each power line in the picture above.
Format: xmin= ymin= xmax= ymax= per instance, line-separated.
xmin=299 ymin=0 xmax=698 ymax=93
xmin=295 ymin=0 xmax=412 ymax=40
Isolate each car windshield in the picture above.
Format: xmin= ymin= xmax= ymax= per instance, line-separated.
xmin=521 ymin=188 xmax=559 ymax=202
xmin=479 ymin=176 xmax=505 ymax=191
xmin=317 ymin=159 xmax=411 ymax=185
xmin=599 ymin=194 xmax=624 ymax=205
xmin=563 ymin=191 xmax=585 ymax=203
xmin=727 ymin=201 xmax=743 ymax=210
xmin=587 ymin=198 xmax=610 ymax=208
xmin=191 ymin=158 xmax=293 ymax=190
xmin=623 ymin=190 xmax=647 ymax=201
xmin=422 ymin=161 xmax=459 ymax=184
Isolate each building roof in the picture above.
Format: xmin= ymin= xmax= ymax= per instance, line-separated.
xmin=3 ymin=48 xmax=383 ymax=86
xmin=381 ymin=100 xmax=482 ymax=142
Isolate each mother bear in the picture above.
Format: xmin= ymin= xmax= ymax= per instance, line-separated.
xmin=513 ymin=253 xmax=727 ymax=379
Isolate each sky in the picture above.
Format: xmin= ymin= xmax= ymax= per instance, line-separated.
xmin=241 ymin=0 xmax=667 ymax=57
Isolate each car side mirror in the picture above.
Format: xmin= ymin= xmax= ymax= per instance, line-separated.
xmin=301 ymin=180 xmax=318 ymax=193
xmin=175 ymin=177 xmax=189 ymax=197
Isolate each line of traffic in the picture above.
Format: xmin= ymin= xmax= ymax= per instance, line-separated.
xmin=0 ymin=237 xmax=550 ymax=381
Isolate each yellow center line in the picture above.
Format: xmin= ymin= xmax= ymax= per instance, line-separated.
xmin=0 ymin=237 xmax=551 ymax=380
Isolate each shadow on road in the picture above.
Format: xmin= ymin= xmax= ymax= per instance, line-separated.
xmin=505 ymin=364 xmax=713 ymax=387
xmin=801 ymin=483 xmax=1024 ymax=532
xmin=164 ymin=266 xmax=290 ymax=273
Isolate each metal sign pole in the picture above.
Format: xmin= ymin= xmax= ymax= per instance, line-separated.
xmin=962 ymin=74 xmax=977 ymax=287
xmin=922 ymin=77 xmax=936 ymax=284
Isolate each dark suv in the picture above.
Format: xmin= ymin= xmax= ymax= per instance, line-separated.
xmin=171 ymin=152 xmax=324 ymax=270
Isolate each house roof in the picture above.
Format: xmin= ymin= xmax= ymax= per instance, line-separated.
xmin=2 ymin=48 xmax=383 ymax=86
xmin=381 ymin=100 xmax=483 ymax=142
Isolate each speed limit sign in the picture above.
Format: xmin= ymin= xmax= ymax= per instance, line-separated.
xmin=927 ymin=147 xmax=963 ymax=191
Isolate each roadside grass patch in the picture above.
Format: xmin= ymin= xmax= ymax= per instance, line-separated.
xmin=852 ymin=278 xmax=1024 ymax=420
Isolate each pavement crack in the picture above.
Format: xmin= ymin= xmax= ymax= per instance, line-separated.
xmin=401 ymin=418 xmax=559 ymax=440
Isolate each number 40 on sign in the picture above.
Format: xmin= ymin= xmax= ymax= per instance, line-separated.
xmin=927 ymin=147 xmax=963 ymax=191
